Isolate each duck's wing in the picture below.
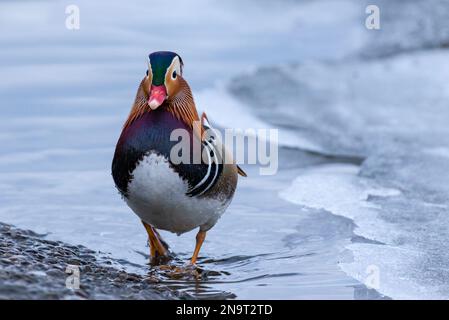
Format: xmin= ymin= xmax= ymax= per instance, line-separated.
xmin=184 ymin=117 xmax=222 ymax=197
xmin=200 ymin=112 xmax=247 ymax=178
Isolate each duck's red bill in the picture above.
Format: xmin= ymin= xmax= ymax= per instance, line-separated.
xmin=148 ymin=85 xmax=167 ymax=110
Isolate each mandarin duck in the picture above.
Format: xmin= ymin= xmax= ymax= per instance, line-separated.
xmin=112 ymin=51 xmax=246 ymax=264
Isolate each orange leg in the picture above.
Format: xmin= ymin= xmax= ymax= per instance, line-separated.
xmin=190 ymin=230 xmax=207 ymax=264
xmin=142 ymin=221 xmax=167 ymax=258
xmin=148 ymin=235 xmax=157 ymax=257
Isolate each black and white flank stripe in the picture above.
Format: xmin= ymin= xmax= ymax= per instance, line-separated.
xmin=186 ymin=136 xmax=223 ymax=197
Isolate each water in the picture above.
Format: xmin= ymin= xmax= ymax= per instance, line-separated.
xmin=1 ymin=0 xmax=448 ymax=299
xmin=225 ymin=0 xmax=449 ymax=299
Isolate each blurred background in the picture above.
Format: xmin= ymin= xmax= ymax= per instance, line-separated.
xmin=1 ymin=0 xmax=449 ymax=299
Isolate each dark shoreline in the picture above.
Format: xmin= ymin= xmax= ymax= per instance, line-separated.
xmin=0 ymin=222 xmax=188 ymax=300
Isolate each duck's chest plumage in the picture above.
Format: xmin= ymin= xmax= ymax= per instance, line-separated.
xmin=112 ymin=108 xmax=237 ymax=234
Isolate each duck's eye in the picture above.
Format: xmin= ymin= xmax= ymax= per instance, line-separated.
xmin=172 ymin=70 xmax=177 ymax=79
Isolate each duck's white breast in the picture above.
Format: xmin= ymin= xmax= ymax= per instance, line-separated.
xmin=125 ymin=152 xmax=227 ymax=234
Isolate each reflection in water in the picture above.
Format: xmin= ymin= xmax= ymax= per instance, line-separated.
xmin=127 ymin=182 xmax=384 ymax=300
xmin=142 ymin=252 xmax=305 ymax=299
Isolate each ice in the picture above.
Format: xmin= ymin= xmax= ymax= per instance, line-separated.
xmin=359 ymin=0 xmax=449 ymax=58
xmin=242 ymin=51 xmax=449 ymax=298
xmin=230 ymin=50 xmax=449 ymax=157
xmin=239 ymin=1 xmax=449 ymax=299
xmin=278 ymin=163 xmax=449 ymax=299
xmin=2 ymin=0 xmax=449 ymax=299
xmin=279 ymin=164 xmax=401 ymax=248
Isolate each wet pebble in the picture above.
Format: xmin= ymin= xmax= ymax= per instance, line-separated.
xmin=0 ymin=222 xmax=188 ymax=300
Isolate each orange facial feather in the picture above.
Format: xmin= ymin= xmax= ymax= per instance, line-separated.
xmin=123 ymin=76 xmax=201 ymax=136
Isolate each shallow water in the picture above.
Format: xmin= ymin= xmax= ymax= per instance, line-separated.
xmin=2 ymin=0 xmax=448 ymax=299
xmin=148 ymin=159 xmax=379 ymax=299
xmin=0 ymin=0 xmax=377 ymax=299
xmin=0 ymin=146 xmax=382 ymax=299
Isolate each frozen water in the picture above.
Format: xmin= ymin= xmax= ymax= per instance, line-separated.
xmin=234 ymin=1 xmax=449 ymax=299
xmin=230 ymin=50 xmax=449 ymax=157
xmin=2 ymin=0 xmax=449 ymax=299
xmin=359 ymin=0 xmax=449 ymax=58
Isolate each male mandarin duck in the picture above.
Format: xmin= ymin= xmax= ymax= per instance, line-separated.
xmin=112 ymin=51 xmax=246 ymax=264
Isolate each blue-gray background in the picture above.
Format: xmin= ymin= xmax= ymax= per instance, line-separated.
xmin=1 ymin=0 xmax=449 ymax=299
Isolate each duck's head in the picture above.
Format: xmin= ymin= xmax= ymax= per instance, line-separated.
xmin=145 ymin=51 xmax=184 ymax=110
xmin=124 ymin=51 xmax=198 ymax=130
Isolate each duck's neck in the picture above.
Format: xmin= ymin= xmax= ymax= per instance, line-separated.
xmin=124 ymin=77 xmax=199 ymax=130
